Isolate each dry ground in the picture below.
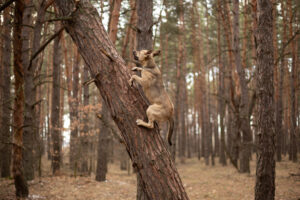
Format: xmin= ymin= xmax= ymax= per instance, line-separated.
xmin=0 ymin=156 xmax=299 ymax=200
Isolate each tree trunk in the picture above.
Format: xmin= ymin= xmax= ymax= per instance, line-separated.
xmin=22 ymin=0 xmax=36 ymax=181
xmin=1 ymin=6 xmax=12 ymax=178
xmin=80 ymin=64 xmax=90 ymax=174
xmin=95 ymin=101 xmax=109 ymax=182
xmin=54 ymin=1 xmax=189 ymax=199
xmin=136 ymin=0 xmax=152 ymax=51
xmin=287 ymin=0 xmax=298 ymax=162
xmin=12 ymin=0 xmax=29 ymax=197
xmin=255 ymin=0 xmax=275 ymax=199
xmin=233 ymin=0 xmax=252 ymax=173
xmin=51 ymin=22 xmax=62 ymax=175
xmin=217 ymin=0 xmax=226 ymax=165
xmin=177 ymin=0 xmax=187 ymax=163
xmin=69 ymin=47 xmax=80 ymax=170
xmin=108 ymin=0 xmax=123 ymax=45
xmin=273 ymin=0 xmax=282 ymax=162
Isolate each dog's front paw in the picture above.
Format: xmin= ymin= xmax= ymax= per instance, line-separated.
xmin=128 ymin=77 xmax=134 ymax=87
xmin=131 ymin=67 xmax=139 ymax=71
xmin=136 ymin=119 xmax=143 ymax=126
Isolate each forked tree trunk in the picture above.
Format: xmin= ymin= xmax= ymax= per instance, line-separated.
xmin=54 ymin=1 xmax=189 ymax=199
xmin=12 ymin=0 xmax=29 ymax=197
xmin=255 ymin=0 xmax=275 ymax=199
xmin=1 ymin=6 xmax=12 ymax=178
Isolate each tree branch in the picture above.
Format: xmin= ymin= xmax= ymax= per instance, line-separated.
xmin=28 ymin=26 xmax=65 ymax=70
xmin=0 ymin=0 xmax=16 ymax=12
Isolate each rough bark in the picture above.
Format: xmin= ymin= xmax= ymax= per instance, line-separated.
xmin=22 ymin=0 xmax=35 ymax=181
xmin=1 ymin=6 xmax=12 ymax=178
xmin=54 ymin=1 xmax=189 ymax=199
xmin=136 ymin=0 xmax=152 ymax=50
xmin=51 ymin=22 xmax=62 ymax=175
xmin=254 ymin=0 xmax=275 ymax=199
xmin=12 ymin=0 xmax=29 ymax=197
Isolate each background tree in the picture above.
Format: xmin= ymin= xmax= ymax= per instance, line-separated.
xmin=255 ymin=0 xmax=276 ymax=199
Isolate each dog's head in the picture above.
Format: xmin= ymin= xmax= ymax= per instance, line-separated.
xmin=133 ymin=49 xmax=161 ymax=65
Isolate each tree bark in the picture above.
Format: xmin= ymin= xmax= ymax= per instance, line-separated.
xmin=254 ymin=0 xmax=275 ymax=199
xmin=1 ymin=5 xmax=12 ymax=178
xmin=108 ymin=0 xmax=122 ymax=45
xmin=22 ymin=0 xmax=35 ymax=181
xmin=233 ymin=0 xmax=252 ymax=173
xmin=12 ymin=0 xmax=29 ymax=197
xmin=51 ymin=22 xmax=62 ymax=175
xmin=136 ymin=0 xmax=152 ymax=50
xmin=54 ymin=1 xmax=189 ymax=199
xmin=95 ymin=101 xmax=109 ymax=182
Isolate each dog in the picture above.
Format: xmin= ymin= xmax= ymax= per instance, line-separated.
xmin=128 ymin=49 xmax=174 ymax=145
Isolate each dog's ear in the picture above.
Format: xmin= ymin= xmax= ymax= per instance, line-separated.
xmin=152 ymin=50 xmax=161 ymax=57
xmin=146 ymin=50 xmax=153 ymax=55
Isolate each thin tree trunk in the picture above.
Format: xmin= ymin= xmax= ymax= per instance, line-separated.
xmin=233 ymin=0 xmax=252 ymax=173
xmin=51 ymin=22 xmax=62 ymax=175
xmin=55 ymin=1 xmax=189 ymax=199
xmin=108 ymin=0 xmax=123 ymax=45
xmin=95 ymin=100 xmax=109 ymax=182
xmin=287 ymin=0 xmax=298 ymax=162
xmin=178 ymin=0 xmax=187 ymax=163
xmin=255 ymin=0 xmax=275 ymax=199
xmin=69 ymin=47 xmax=80 ymax=170
xmin=1 ymin=6 xmax=12 ymax=178
xmin=12 ymin=0 xmax=29 ymax=197
xmin=217 ymin=0 xmax=226 ymax=165
xmin=273 ymin=0 xmax=282 ymax=162
xmin=80 ymin=64 xmax=90 ymax=174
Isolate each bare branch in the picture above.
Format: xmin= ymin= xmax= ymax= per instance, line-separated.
xmin=0 ymin=0 xmax=16 ymax=13
xmin=28 ymin=26 xmax=65 ymax=70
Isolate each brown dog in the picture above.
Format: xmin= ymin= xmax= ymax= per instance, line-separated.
xmin=129 ymin=49 xmax=174 ymax=145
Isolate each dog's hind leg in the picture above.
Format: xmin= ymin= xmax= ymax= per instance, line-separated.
xmin=136 ymin=104 xmax=161 ymax=129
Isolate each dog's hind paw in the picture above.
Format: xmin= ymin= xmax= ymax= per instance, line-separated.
xmin=136 ymin=119 xmax=143 ymax=126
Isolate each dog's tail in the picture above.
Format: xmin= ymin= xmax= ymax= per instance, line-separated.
xmin=167 ymin=117 xmax=174 ymax=146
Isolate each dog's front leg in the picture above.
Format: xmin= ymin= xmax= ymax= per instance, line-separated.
xmin=129 ymin=75 xmax=144 ymax=86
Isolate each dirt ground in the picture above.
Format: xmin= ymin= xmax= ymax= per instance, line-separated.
xmin=0 ymin=156 xmax=299 ymax=200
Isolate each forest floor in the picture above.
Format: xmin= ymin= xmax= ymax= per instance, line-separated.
xmin=0 ymin=156 xmax=299 ymax=200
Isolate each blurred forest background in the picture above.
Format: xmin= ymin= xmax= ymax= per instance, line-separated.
xmin=0 ymin=0 xmax=299 ymax=199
